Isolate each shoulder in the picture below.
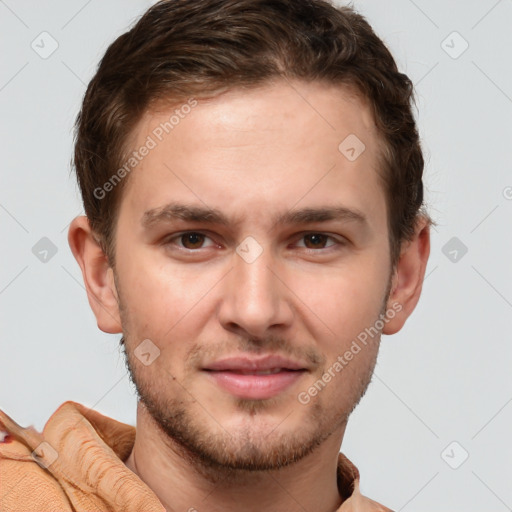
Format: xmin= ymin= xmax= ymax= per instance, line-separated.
xmin=0 ymin=435 xmax=72 ymax=511
xmin=337 ymin=453 xmax=394 ymax=511
xmin=0 ymin=401 xmax=141 ymax=512
xmin=339 ymin=480 xmax=395 ymax=511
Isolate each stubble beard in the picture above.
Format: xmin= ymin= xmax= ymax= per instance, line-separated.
xmin=116 ymin=273 xmax=390 ymax=482
xmin=121 ymin=336 xmax=379 ymax=483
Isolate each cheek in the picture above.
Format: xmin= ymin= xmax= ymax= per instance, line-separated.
xmin=116 ymin=247 xmax=224 ymax=345
xmin=292 ymin=260 xmax=388 ymax=339
xmin=116 ymin=253 xmax=181 ymax=331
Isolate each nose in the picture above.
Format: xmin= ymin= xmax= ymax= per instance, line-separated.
xmin=217 ymin=243 xmax=293 ymax=339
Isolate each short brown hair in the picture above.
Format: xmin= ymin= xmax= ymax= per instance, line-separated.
xmin=73 ymin=0 xmax=427 ymax=267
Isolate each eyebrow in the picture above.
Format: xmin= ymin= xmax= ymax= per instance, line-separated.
xmin=141 ymin=202 xmax=368 ymax=230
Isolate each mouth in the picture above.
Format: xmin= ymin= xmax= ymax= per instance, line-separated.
xmin=202 ymin=355 xmax=309 ymax=400
xmin=219 ymin=368 xmax=297 ymax=375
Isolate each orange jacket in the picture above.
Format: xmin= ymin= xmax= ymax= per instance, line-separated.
xmin=0 ymin=401 xmax=392 ymax=511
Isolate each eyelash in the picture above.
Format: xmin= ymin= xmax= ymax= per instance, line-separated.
xmin=163 ymin=231 xmax=346 ymax=253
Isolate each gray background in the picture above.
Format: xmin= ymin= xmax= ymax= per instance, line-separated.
xmin=1 ymin=0 xmax=511 ymax=509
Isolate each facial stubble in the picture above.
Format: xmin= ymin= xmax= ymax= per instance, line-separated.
xmin=116 ymin=270 xmax=391 ymax=482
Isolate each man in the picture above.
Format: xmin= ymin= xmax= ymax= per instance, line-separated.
xmin=0 ymin=0 xmax=430 ymax=510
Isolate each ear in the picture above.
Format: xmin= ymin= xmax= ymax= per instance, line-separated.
xmin=383 ymin=216 xmax=431 ymax=335
xmin=67 ymin=216 xmax=122 ymax=334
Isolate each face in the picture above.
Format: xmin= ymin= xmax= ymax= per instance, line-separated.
xmin=109 ymin=81 xmax=395 ymax=472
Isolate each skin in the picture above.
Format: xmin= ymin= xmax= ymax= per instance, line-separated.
xmin=69 ymin=80 xmax=430 ymax=512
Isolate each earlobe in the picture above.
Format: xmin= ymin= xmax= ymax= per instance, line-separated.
xmin=67 ymin=216 xmax=122 ymax=334
xmin=383 ymin=217 xmax=431 ymax=335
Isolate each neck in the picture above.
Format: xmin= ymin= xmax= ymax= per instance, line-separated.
xmin=124 ymin=402 xmax=346 ymax=512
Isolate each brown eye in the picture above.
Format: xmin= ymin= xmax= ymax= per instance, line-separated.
xmin=180 ymin=232 xmax=206 ymax=249
xmin=164 ymin=231 xmax=217 ymax=252
xmin=302 ymin=234 xmax=330 ymax=249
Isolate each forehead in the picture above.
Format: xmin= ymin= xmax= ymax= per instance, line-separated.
xmin=137 ymin=81 xmax=379 ymax=160
xmin=119 ymin=80 xmax=386 ymax=232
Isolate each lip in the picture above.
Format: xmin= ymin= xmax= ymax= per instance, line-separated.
xmin=202 ymin=355 xmax=308 ymax=400
xmin=203 ymin=354 xmax=308 ymax=372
